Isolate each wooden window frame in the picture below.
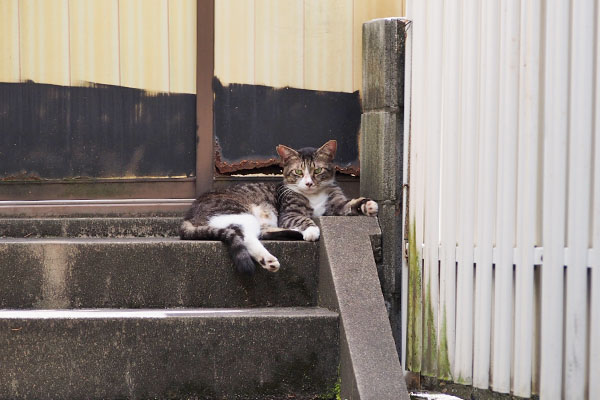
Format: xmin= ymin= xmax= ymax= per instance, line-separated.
xmin=195 ymin=0 xmax=215 ymax=196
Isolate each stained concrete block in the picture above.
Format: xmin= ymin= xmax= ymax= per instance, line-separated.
xmin=360 ymin=111 xmax=402 ymax=201
xmin=362 ymin=18 xmax=408 ymax=112
xmin=377 ymin=200 xmax=403 ymax=296
xmin=0 ymin=238 xmax=318 ymax=309
xmin=0 ymin=217 xmax=181 ymax=238
xmin=0 ymin=308 xmax=339 ymax=399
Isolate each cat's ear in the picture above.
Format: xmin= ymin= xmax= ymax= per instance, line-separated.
xmin=316 ymin=140 xmax=337 ymax=161
xmin=276 ymin=145 xmax=299 ymax=162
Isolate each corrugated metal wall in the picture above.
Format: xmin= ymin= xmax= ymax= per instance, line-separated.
xmin=0 ymin=0 xmax=406 ymax=189
xmin=0 ymin=0 xmax=196 ymax=94
xmin=402 ymin=0 xmax=599 ymax=399
xmin=0 ymin=0 xmax=405 ymax=94
xmin=215 ymin=0 xmax=405 ymax=93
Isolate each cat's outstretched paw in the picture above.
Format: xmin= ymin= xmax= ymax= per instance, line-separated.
xmin=361 ymin=200 xmax=379 ymax=216
xmin=302 ymin=226 xmax=320 ymax=241
xmin=258 ymin=254 xmax=280 ymax=272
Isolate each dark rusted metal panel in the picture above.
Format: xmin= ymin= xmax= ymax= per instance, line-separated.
xmin=0 ymin=82 xmax=196 ymax=180
xmin=195 ymin=0 xmax=215 ymax=196
xmin=213 ymin=78 xmax=362 ymax=175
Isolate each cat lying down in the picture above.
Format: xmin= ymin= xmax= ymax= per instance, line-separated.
xmin=180 ymin=140 xmax=378 ymax=274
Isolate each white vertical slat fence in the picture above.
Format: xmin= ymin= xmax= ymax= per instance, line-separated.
xmin=492 ymin=0 xmax=519 ymax=393
xmin=472 ymin=0 xmax=499 ymax=389
xmin=438 ymin=0 xmax=461 ymax=381
xmin=422 ymin=0 xmax=442 ymax=378
xmin=403 ymin=1 xmax=599 ymax=398
xmin=590 ymin=10 xmax=600 ymax=395
xmin=539 ymin=0 xmax=569 ymax=398
xmin=565 ymin=1 xmax=595 ymax=398
xmin=454 ymin=0 xmax=479 ymax=385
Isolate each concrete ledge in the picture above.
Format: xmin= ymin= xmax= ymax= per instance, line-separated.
xmin=0 ymin=199 xmax=192 ymax=217
xmin=317 ymin=217 xmax=409 ymax=400
xmin=0 ymin=217 xmax=181 ymax=238
xmin=0 ymin=307 xmax=339 ymax=399
xmin=0 ymin=238 xmax=318 ymax=308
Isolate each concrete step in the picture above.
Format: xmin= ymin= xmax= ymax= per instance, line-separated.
xmin=0 ymin=307 xmax=339 ymax=399
xmin=0 ymin=238 xmax=318 ymax=309
xmin=0 ymin=217 xmax=181 ymax=238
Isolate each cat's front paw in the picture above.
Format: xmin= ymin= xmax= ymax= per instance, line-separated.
xmin=361 ymin=200 xmax=379 ymax=216
xmin=302 ymin=226 xmax=320 ymax=241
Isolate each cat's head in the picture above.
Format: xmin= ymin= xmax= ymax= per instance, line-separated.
xmin=276 ymin=140 xmax=337 ymax=194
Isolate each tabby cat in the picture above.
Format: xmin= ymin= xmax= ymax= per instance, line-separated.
xmin=180 ymin=140 xmax=378 ymax=274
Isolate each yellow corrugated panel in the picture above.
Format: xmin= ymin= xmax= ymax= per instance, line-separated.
xmin=69 ymin=0 xmax=119 ymax=87
xmin=255 ymin=0 xmax=303 ymax=88
xmin=214 ymin=0 xmax=255 ymax=86
xmin=0 ymin=0 xmax=20 ymax=83
xmin=168 ymin=0 xmax=196 ymax=94
xmin=119 ymin=0 xmax=169 ymax=93
xmin=353 ymin=0 xmax=405 ymax=91
xmin=19 ymin=0 xmax=70 ymax=86
xmin=304 ymin=0 xmax=353 ymax=93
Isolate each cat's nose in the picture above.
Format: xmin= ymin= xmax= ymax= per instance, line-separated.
xmin=306 ymin=181 xmax=313 ymax=187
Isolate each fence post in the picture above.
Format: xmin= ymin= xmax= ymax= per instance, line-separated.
xmin=360 ymin=17 xmax=408 ymax=362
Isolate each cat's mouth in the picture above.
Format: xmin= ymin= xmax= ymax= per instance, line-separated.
xmin=299 ymin=185 xmax=317 ymax=192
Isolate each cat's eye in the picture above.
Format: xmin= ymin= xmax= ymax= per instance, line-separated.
xmin=314 ymin=167 xmax=323 ymax=174
xmin=293 ymin=169 xmax=303 ymax=176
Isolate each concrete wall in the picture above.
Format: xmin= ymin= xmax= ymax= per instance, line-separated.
xmin=360 ymin=17 xmax=408 ymax=363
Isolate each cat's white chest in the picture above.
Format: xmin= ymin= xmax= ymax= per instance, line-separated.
xmin=307 ymin=191 xmax=329 ymax=217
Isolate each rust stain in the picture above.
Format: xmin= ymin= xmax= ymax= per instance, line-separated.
xmin=214 ymin=140 xmax=360 ymax=175
xmin=1 ymin=174 xmax=43 ymax=182
xmin=214 ymin=141 xmax=279 ymax=173
xmin=336 ymin=164 xmax=360 ymax=175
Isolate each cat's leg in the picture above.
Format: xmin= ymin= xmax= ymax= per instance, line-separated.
xmin=279 ymin=212 xmax=320 ymax=241
xmin=259 ymin=227 xmax=304 ymax=240
xmin=209 ymin=214 xmax=280 ymax=272
xmin=249 ymin=204 xmax=303 ymax=240
xmin=324 ymin=187 xmax=379 ymax=216
xmin=346 ymin=197 xmax=379 ymax=216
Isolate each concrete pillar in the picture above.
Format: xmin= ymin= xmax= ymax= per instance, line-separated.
xmin=360 ymin=17 xmax=409 ymax=361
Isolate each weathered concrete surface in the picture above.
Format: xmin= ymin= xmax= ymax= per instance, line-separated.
xmin=0 ymin=238 xmax=318 ymax=308
xmin=317 ymin=217 xmax=409 ymax=400
xmin=0 ymin=200 xmax=191 ymax=218
xmin=360 ymin=112 xmax=402 ymax=201
xmin=361 ymin=18 xmax=408 ymax=362
xmin=0 ymin=217 xmax=181 ymax=238
xmin=362 ymin=18 xmax=407 ymax=112
xmin=0 ymin=307 xmax=339 ymax=399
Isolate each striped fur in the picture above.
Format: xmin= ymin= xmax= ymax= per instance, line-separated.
xmin=181 ymin=140 xmax=378 ymax=273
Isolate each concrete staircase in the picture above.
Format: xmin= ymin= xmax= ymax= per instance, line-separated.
xmin=0 ymin=217 xmax=339 ymax=399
